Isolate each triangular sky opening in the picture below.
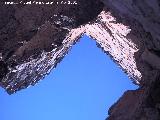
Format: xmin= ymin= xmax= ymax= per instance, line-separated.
xmin=0 ymin=35 xmax=138 ymax=120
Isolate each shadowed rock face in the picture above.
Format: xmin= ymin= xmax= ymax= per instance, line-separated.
xmin=1 ymin=0 xmax=160 ymax=120
xmin=0 ymin=0 xmax=104 ymax=94
xmin=99 ymin=1 xmax=160 ymax=119
xmin=0 ymin=0 xmax=103 ymax=61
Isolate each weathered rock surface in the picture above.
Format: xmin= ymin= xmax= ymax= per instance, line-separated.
xmin=0 ymin=0 xmax=160 ymax=120
xmin=0 ymin=0 xmax=103 ymax=94
xmin=99 ymin=0 xmax=160 ymax=119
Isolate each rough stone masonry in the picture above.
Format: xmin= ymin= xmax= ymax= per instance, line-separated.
xmin=0 ymin=0 xmax=160 ymax=119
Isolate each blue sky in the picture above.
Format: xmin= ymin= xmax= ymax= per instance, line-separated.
xmin=0 ymin=35 xmax=138 ymax=120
